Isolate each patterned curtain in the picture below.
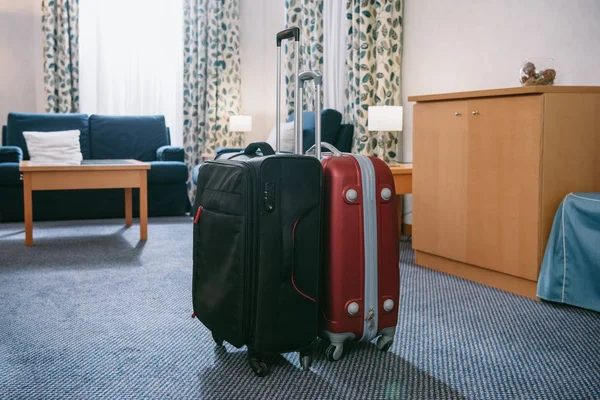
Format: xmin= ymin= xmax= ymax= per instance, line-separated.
xmin=284 ymin=0 xmax=324 ymax=118
xmin=344 ymin=0 xmax=403 ymax=162
xmin=183 ymin=0 xmax=243 ymax=199
xmin=41 ymin=0 xmax=80 ymax=113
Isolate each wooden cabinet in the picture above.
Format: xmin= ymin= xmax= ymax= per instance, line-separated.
xmin=409 ymin=87 xmax=600 ymax=298
xmin=413 ymin=100 xmax=468 ymax=264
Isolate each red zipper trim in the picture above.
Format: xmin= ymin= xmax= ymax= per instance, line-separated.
xmin=291 ymin=217 xmax=316 ymax=303
xmin=194 ymin=206 xmax=203 ymax=224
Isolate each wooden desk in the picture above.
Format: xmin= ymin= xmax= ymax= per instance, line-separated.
xmin=389 ymin=163 xmax=413 ymax=195
xmin=388 ymin=163 xmax=413 ymax=236
xmin=19 ymin=160 xmax=150 ymax=246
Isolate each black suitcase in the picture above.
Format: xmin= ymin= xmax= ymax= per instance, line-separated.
xmin=192 ymin=141 xmax=323 ymax=376
xmin=191 ymin=26 xmax=324 ymax=377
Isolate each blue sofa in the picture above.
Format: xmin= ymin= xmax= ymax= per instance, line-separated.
xmin=192 ymin=109 xmax=354 ymax=185
xmin=0 ymin=112 xmax=191 ymax=222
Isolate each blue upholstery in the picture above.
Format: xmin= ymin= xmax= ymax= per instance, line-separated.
xmin=147 ymin=162 xmax=188 ymax=184
xmin=89 ymin=115 xmax=168 ymax=161
xmin=537 ymin=193 xmax=600 ymax=313
xmin=0 ymin=146 xmax=22 ymax=164
xmin=6 ymin=112 xmax=91 ymax=160
xmin=191 ymin=109 xmax=354 ymax=185
xmin=0 ymin=113 xmax=191 ymax=222
xmin=0 ymin=163 xmax=21 ymax=186
xmin=157 ymin=145 xmax=184 ymax=162
xmin=335 ymin=124 xmax=354 ymax=155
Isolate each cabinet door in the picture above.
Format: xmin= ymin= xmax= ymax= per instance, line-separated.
xmin=465 ymin=95 xmax=543 ymax=280
xmin=413 ymin=100 xmax=469 ymax=263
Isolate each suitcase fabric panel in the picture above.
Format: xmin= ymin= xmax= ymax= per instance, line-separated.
xmin=193 ymin=163 xmax=252 ymax=348
xmin=253 ymin=157 xmax=322 ymax=353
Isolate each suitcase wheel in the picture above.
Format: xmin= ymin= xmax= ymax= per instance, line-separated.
xmin=376 ymin=335 xmax=393 ymax=352
xmin=248 ymin=358 xmax=269 ymax=377
xmin=247 ymin=348 xmax=269 ymax=377
xmin=250 ymin=360 xmax=269 ymax=377
xmin=325 ymin=343 xmax=344 ymax=362
xmin=211 ymin=332 xmax=223 ymax=347
xmin=299 ymin=351 xmax=312 ymax=371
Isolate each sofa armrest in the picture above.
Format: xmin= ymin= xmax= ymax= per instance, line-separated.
xmin=156 ymin=145 xmax=184 ymax=162
xmin=0 ymin=146 xmax=23 ymax=163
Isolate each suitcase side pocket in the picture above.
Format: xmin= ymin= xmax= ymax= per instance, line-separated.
xmin=192 ymin=207 xmax=248 ymax=348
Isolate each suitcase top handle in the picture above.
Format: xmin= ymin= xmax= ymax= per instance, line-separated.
xmin=298 ymin=70 xmax=323 ymax=86
xmin=276 ymin=27 xmax=300 ymax=46
xmin=306 ymin=142 xmax=342 ymax=158
xmin=244 ymin=142 xmax=275 ymax=156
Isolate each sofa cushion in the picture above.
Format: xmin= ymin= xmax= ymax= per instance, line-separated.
xmin=7 ymin=112 xmax=91 ymax=160
xmin=22 ymin=130 xmax=83 ymax=165
xmin=89 ymin=115 xmax=168 ymax=161
xmin=0 ymin=163 xmax=22 ymax=186
xmin=265 ymin=121 xmax=295 ymax=152
xmin=147 ymin=161 xmax=188 ymax=184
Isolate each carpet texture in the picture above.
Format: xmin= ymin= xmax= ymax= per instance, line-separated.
xmin=0 ymin=217 xmax=599 ymax=400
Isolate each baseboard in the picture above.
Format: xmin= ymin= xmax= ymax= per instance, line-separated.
xmin=402 ymin=223 xmax=412 ymax=236
xmin=414 ymin=250 xmax=539 ymax=300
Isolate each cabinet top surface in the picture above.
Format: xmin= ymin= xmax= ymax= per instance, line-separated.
xmin=407 ymin=86 xmax=600 ymax=102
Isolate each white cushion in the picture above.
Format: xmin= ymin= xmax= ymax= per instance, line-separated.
xmin=22 ymin=130 xmax=83 ymax=165
xmin=265 ymin=121 xmax=295 ymax=152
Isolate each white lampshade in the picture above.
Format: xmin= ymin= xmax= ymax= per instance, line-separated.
xmin=229 ymin=115 xmax=252 ymax=132
xmin=367 ymin=106 xmax=403 ymax=131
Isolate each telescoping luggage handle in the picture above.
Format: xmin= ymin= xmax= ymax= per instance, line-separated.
xmin=298 ymin=70 xmax=324 ymax=159
xmin=276 ymin=27 xmax=301 ymax=155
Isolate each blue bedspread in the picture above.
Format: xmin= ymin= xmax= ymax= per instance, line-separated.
xmin=537 ymin=193 xmax=600 ymax=312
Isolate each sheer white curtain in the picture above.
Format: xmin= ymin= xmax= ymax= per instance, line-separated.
xmin=323 ymin=1 xmax=347 ymax=113
xmin=79 ymin=0 xmax=184 ymax=146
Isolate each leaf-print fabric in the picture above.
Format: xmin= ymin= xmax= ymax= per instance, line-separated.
xmin=183 ymin=0 xmax=243 ymax=201
xmin=284 ymin=0 xmax=324 ymax=118
xmin=42 ymin=0 xmax=79 ymax=113
xmin=344 ymin=0 xmax=403 ymax=162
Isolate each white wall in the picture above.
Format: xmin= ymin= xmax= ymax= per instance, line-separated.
xmin=401 ymin=0 xmax=600 ymax=223
xmin=0 ymin=0 xmax=44 ymax=128
xmin=239 ymin=0 xmax=285 ymax=145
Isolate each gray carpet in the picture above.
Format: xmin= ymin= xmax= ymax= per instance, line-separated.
xmin=0 ymin=217 xmax=598 ymax=400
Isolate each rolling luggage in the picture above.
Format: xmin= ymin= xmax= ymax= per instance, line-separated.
xmin=318 ymin=149 xmax=400 ymax=361
xmin=191 ymin=27 xmax=323 ymax=377
xmin=297 ymin=91 xmax=400 ymax=361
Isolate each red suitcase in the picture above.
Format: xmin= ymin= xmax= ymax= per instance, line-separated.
xmin=319 ymin=150 xmax=400 ymax=361
xmin=297 ymin=71 xmax=400 ymax=361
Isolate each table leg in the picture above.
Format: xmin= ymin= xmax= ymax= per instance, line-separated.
xmin=139 ymin=171 xmax=148 ymax=241
xmin=23 ymin=173 xmax=33 ymax=246
xmin=125 ymin=188 xmax=132 ymax=227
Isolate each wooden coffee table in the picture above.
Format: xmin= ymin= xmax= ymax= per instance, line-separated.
xmin=19 ymin=159 xmax=151 ymax=246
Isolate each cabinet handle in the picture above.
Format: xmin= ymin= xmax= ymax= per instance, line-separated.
xmin=472 ymin=111 xmax=479 ymax=116
xmin=455 ymin=112 xmax=461 ymax=116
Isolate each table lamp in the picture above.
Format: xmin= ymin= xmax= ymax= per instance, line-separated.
xmin=367 ymin=105 xmax=404 ymax=162
xmin=229 ymin=115 xmax=253 ymax=133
